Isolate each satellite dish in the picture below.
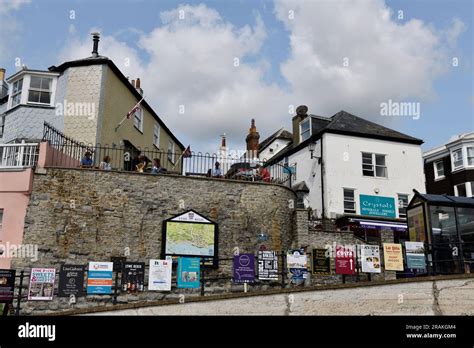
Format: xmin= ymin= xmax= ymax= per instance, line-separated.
xmin=296 ymin=105 xmax=308 ymax=116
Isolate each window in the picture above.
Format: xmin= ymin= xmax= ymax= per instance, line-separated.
xmin=11 ymin=79 xmax=23 ymax=107
xmin=362 ymin=152 xmax=387 ymax=178
xmin=452 ymin=148 xmax=463 ymax=170
xmin=153 ymin=123 xmax=160 ymax=148
xmin=398 ymin=194 xmax=409 ymax=218
xmin=343 ymin=188 xmax=356 ymax=214
xmin=167 ymin=140 xmax=175 ymax=164
xmin=300 ymin=118 xmax=311 ymax=142
xmin=433 ymin=160 xmax=445 ymax=179
xmin=0 ymin=115 xmax=4 ymax=138
xmin=28 ymin=76 xmax=52 ymax=104
xmin=467 ymin=147 xmax=474 ymax=166
xmin=133 ymin=108 xmax=143 ymax=132
xmin=454 ymin=183 xmax=467 ymax=197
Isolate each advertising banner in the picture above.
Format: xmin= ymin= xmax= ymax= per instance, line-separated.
xmin=286 ymin=249 xmax=308 ymax=269
xmin=335 ymin=246 xmax=356 ymax=275
xmin=360 ymin=245 xmax=381 ymax=273
xmin=405 ymin=242 xmax=426 ymax=269
xmin=149 ymin=258 xmax=172 ymax=291
xmin=383 ymin=243 xmax=404 ymax=271
xmin=87 ymin=262 xmax=113 ymax=294
xmin=58 ymin=265 xmax=85 ymax=297
xmin=407 ymin=205 xmax=426 ymax=242
xmin=177 ymin=257 xmax=200 ymax=289
xmin=122 ymin=262 xmax=145 ymax=293
xmin=257 ymin=250 xmax=279 ymax=280
xmin=0 ymin=269 xmax=16 ymax=303
xmin=28 ymin=268 xmax=56 ymax=301
xmin=311 ymin=248 xmax=330 ymax=275
xmin=233 ymin=253 xmax=256 ymax=284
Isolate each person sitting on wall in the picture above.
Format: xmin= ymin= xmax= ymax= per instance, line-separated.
xmin=80 ymin=151 xmax=93 ymax=168
xmin=212 ymin=161 xmax=222 ymax=178
xmin=206 ymin=169 xmax=212 ymax=177
xmin=256 ymin=164 xmax=271 ymax=182
xmin=136 ymin=155 xmax=148 ymax=173
xmin=151 ymin=158 xmax=167 ymax=174
xmin=99 ymin=155 xmax=112 ymax=171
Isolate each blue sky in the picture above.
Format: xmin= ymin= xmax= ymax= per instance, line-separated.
xmin=0 ymin=0 xmax=472 ymax=152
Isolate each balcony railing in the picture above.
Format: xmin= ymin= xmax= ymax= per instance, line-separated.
xmin=0 ymin=143 xmax=39 ymax=169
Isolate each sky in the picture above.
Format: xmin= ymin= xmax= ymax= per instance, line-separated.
xmin=0 ymin=0 xmax=472 ymax=154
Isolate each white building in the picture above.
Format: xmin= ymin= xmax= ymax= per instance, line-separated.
xmin=262 ymin=106 xmax=426 ymax=240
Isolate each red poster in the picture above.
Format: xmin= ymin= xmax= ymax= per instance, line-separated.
xmin=335 ymin=246 xmax=356 ymax=275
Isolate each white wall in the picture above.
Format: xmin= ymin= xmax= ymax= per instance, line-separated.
xmin=322 ymin=133 xmax=425 ymax=218
xmin=260 ymin=138 xmax=291 ymax=162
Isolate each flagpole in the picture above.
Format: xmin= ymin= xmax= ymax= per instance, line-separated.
xmin=115 ymin=96 xmax=145 ymax=132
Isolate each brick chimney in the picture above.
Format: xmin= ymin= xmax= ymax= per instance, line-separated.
xmin=0 ymin=68 xmax=5 ymax=82
xmin=246 ymin=118 xmax=260 ymax=159
xmin=135 ymin=78 xmax=143 ymax=95
xmin=292 ymin=105 xmax=308 ymax=145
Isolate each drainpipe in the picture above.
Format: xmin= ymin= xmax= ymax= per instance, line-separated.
xmin=321 ymin=137 xmax=325 ymax=220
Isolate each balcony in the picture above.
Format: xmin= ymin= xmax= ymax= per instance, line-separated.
xmin=0 ymin=142 xmax=39 ymax=169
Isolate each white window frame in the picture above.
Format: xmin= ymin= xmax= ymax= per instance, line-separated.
xmin=10 ymin=78 xmax=23 ymax=108
xmin=153 ymin=122 xmax=160 ymax=149
xmin=8 ymin=73 xmax=58 ymax=110
xmin=343 ymin=188 xmax=356 ymax=214
xmin=0 ymin=115 xmax=4 ymax=138
xmin=299 ymin=117 xmax=311 ymax=142
xmin=467 ymin=146 xmax=474 ymax=167
xmin=433 ymin=160 xmax=445 ymax=180
xmin=451 ymin=147 xmax=464 ymax=171
xmin=167 ymin=140 xmax=175 ymax=164
xmin=133 ymin=108 xmax=143 ymax=133
xmin=397 ymin=194 xmax=409 ymax=218
xmin=454 ymin=183 xmax=467 ymax=197
xmin=362 ymin=152 xmax=387 ymax=178
xmin=27 ymin=75 xmax=53 ymax=105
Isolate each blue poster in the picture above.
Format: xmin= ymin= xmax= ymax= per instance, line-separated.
xmin=233 ymin=254 xmax=255 ymax=283
xmin=360 ymin=195 xmax=396 ymax=218
xmin=177 ymin=257 xmax=200 ymax=289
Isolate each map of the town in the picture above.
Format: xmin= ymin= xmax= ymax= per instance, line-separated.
xmin=165 ymin=221 xmax=215 ymax=256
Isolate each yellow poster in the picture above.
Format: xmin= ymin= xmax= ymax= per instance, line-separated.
xmin=383 ymin=243 xmax=404 ymax=271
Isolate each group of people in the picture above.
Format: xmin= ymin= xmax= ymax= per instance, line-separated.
xmin=206 ymin=161 xmax=271 ymax=182
xmin=80 ymin=152 xmax=167 ymax=175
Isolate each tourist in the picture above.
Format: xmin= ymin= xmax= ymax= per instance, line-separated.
xmin=99 ymin=155 xmax=112 ymax=170
xmin=151 ymin=158 xmax=167 ymax=174
xmin=136 ymin=155 xmax=147 ymax=173
xmin=80 ymin=151 xmax=93 ymax=168
xmin=212 ymin=161 xmax=222 ymax=178
xmin=256 ymin=164 xmax=271 ymax=182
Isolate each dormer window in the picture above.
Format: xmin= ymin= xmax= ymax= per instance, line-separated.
xmin=300 ymin=118 xmax=311 ymax=142
xmin=7 ymin=71 xmax=58 ymax=110
xmin=28 ymin=76 xmax=52 ymax=104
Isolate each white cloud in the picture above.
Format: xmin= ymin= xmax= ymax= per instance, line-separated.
xmin=56 ymin=2 xmax=464 ymax=152
xmin=0 ymin=0 xmax=31 ymax=66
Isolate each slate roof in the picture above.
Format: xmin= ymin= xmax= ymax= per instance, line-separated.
xmin=266 ymin=110 xmax=424 ymax=164
xmin=258 ymin=127 xmax=293 ymax=152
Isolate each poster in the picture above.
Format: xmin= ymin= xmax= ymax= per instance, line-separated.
xmin=287 ymin=249 xmax=308 ymax=285
xmin=258 ymin=250 xmax=279 ymax=280
xmin=383 ymin=243 xmax=404 ymax=271
xmin=149 ymin=258 xmax=172 ymax=291
xmin=177 ymin=257 xmax=200 ymax=289
xmin=233 ymin=254 xmax=256 ymax=284
xmin=335 ymin=246 xmax=356 ymax=275
xmin=360 ymin=245 xmax=381 ymax=273
xmin=58 ymin=265 xmax=85 ymax=297
xmin=286 ymin=249 xmax=308 ymax=269
xmin=122 ymin=262 xmax=145 ymax=293
xmin=28 ymin=268 xmax=55 ymax=301
xmin=407 ymin=205 xmax=426 ymax=242
xmin=87 ymin=262 xmax=113 ymax=294
xmin=405 ymin=242 xmax=426 ymax=269
xmin=0 ymin=269 xmax=16 ymax=303
xmin=311 ymin=248 xmax=330 ymax=275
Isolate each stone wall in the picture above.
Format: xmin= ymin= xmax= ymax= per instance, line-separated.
xmin=12 ymin=168 xmax=296 ymax=314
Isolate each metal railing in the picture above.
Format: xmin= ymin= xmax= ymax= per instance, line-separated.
xmin=0 ymin=142 xmax=39 ymax=169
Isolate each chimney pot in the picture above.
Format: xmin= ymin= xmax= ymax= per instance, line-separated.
xmin=0 ymin=68 xmax=5 ymax=82
xmin=131 ymin=80 xmax=136 ymax=88
xmin=136 ymin=78 xmax=141 ymax=89
xmin=91 ymin=32 xmax=100 ymax=57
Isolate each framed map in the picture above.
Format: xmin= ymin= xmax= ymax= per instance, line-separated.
xmin=162 ymin=210 xmax=218 ymax=267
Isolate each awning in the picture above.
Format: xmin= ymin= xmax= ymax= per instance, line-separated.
xmin=352 ymin=218 xmax=407 ymax=231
